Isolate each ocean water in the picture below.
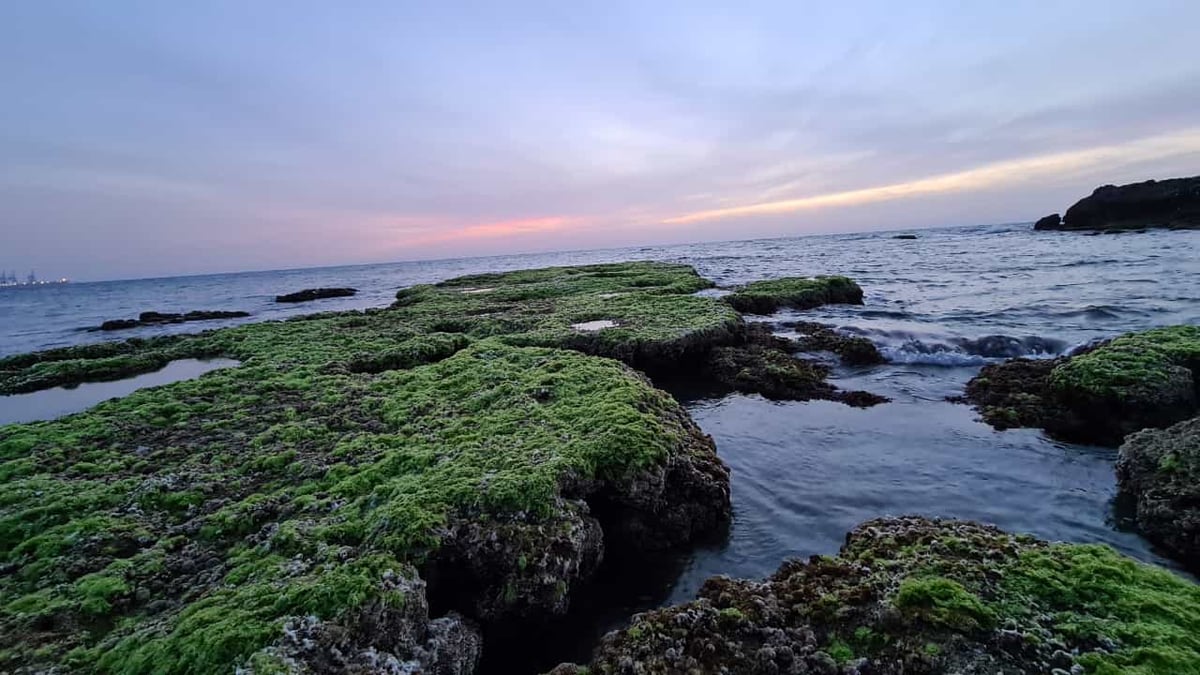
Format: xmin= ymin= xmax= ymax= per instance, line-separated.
xmin=3 ymin=223 xmax=1199 ymax=671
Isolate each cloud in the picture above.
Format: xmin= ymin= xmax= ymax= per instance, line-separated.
xmin=662 ymin=128 xmax=1200 ymax=225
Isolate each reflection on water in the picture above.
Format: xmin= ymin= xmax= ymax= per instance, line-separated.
xmin=489 ymin=360 xmax=1189 ymax=673
xmin=0 ymin=358 xmax=240 ymax=425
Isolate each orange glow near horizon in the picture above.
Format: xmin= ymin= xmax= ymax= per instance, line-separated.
xmin=400 ymin=215 xmax=579 ymax=247
xmin=662 ymin=128 xmax=1200 ymax=226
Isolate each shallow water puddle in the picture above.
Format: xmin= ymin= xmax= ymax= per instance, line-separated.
xmin=459 ymin=287 xmax=495 ymax=294
xmin=571 ymin=319 xmax=618 ymax=331
xmin=0 ymin=358 xmax=240 ymax=425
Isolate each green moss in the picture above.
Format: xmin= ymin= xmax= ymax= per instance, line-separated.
xmin=724 ymin=276 xmax=864 ymax=314
xmin=1 ymin=342 xmax=704 ymax=671
xmin=1050 ymin=325 xmax=1200 ymax=399
xmin=587 ymin=517 xmax=1200 ymax=674
xmin=999 ymin=543 xmax=1200 ymax=674
xmin=826 ymin=638 xmax=854 ymax=663
xmin=0 ymin=261 xmax=741 ymax=672
xmin=893 ymin=577 xmax=995 ymax=631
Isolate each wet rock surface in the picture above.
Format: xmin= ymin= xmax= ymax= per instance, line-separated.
xmin=1117 ymin=416 xmax=1200 ymax=571
xmin=1036 ymin=175 xmax=1200 ymax=232
xmin=781 ymin=321 xmax=886 ymax=365
xmin=569 ymin=516 xmax=1200 ymax=674
xmin=962 ymin=326 xmax=1200 ymax=445
xmin=275 ymin=287 xmax=359 ymax=303
xmin=94 ymin=310 xmax=251 ymax=331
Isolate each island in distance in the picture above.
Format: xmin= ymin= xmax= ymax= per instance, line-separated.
xmin=1034 ymin=174 xmax=1200 ymax=232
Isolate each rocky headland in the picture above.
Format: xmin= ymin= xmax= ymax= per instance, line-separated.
xmin=1034 ymin=175 xmax=1200 ymax=232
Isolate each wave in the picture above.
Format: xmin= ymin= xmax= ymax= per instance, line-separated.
xmin=877 ymin=333 xmax=1069 ymax=367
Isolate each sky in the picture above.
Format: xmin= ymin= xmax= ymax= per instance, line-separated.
xmin=2 ymin=1 xmax=1199 ymax=281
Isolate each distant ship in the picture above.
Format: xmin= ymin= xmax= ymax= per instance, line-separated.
xmin=0 ymin=270 xmax=70 ymax=287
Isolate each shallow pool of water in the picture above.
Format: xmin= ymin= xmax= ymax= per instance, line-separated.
xmin=0 ymin=358 xmax=240 ymax=425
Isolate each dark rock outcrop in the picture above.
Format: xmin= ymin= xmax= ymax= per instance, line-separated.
xmin=1032 ymin=213 xmax=1061 ymax=230
xmin=275 ymin=287 xmax=358 ymax=303
xmin=892 ymin=234 xmax=918 ymax=240
xmin=95 ymin=310 xmax=250 ymax=331
xmin=1117 ymin=416 xmax=1200 ymax=570
xmin=691 ymin=324 xmax=888 ymax=406
xmin=781 ymin=321 xmax=886 ymax=365
xmin=1037 ymin=176 xmax=1200 ymax=231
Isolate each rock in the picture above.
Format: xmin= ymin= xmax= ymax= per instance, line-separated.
xmin=1033 ymin=213 xmax=1062 ymax=230
xmin=572 ymin=516 xmax=1200 ymax=674
xmin=724 ymin=276 xmax=864 ymax=315
xmin=99 ymin=319 xmax=142 ymax=331
xmin=244 ymin=569 xmax=483 ymax=674
xmin=781 ymin=320 xmax=886 ymax=365
xmin=1038 ymin=176 xmax=1200 ymax=231
xmin=962 ymin=326 xmax=1200 ymax=445
xmin=0 ymin=271 xmax=737 ymax=673
xmin=892 ymin=234 xmax=919 ymax=240
xmin=1116 ymin=417 xmax=1200 ymax=570
xmin=275 ymin=287 xmax=359 ymax=303
xmin=94 ymin=310 xmax=250 ymax=331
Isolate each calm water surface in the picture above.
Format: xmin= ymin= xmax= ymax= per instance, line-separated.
xmin=2 ymin=224 xmax=1198 ymax=672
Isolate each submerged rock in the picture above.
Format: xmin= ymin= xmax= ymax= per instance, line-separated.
xmin=782 ymin=320 xmax=886 ymax=365
xmin=1117 ymin=416 xmax=1200 ymax=571
xmin=571 ymin=516 xmax=1200 ymax=674
xmin=275 ymin=287 xmax=358 ymax=303
xmin=1036 ymin=175 xmax=1200 ymax=231
xmin=963 ymin=325 xmax=1200 ymax=445
xmin=892 ymin=233 xmax=919 ymax=240
xmin=95 ymin=310 xmax=250 ymax=331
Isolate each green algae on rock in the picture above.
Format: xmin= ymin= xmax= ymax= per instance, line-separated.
xmin=963 ymin=325 xmax=1200 ymax=446
xmin=1117 ymin=416 xmax=1200 ymax=572
xmin=724 ymin=276 xmax=864 ymax=315
xmin=0 ymin=341 xmax=730 ymax=672
xmin=566 ymin=516 xmax=1200 ymax=675
xmin=0 ymin=261 xmax=749 ymax=673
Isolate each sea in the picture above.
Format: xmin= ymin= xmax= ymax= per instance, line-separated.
xmin=2 ymin=222 xmax=1199 ymax=671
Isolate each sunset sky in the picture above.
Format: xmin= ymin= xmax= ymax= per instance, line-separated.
xmin=3 ymin=1 xmax=1199 ymax=280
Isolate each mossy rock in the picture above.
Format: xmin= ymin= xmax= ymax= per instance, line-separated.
xmin=0 ymin=339 xmax=730 ymax=672
xmin=724 ymin=276 xmax=864 ymax=315
xmin=577 ymin=516 xmax=1200 ymax=674
xmin=1117 ymin=416 xmax=1200 ymax=571
xmin=963 ymin=326 xmax=1200 ymax=446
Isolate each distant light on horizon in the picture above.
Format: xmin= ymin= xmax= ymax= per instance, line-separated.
xmin=1 ymin=1 xmax=1199 ymax=279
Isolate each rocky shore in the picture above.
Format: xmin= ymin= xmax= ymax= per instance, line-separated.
xmin=0 ymin=262 xmax=885 ymax=673
xmin=3 ymin=261 xmax=1198 ymax=673
xmin=1034 ymin=175 xmax=1200 ymax=232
